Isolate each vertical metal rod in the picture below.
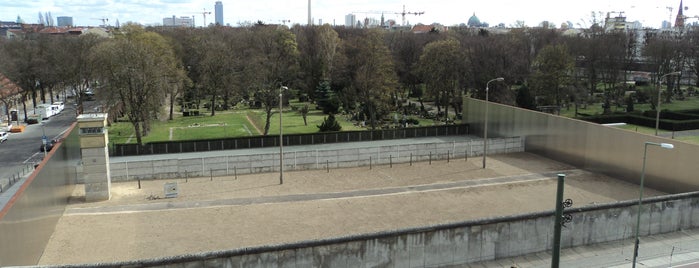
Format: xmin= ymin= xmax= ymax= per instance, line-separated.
xmin=552 ymin=173 xmax=566 ymax=268
xmin=370 ymin=156 xmax=372 ymax=170
xmin=185 ymin=170 xmax=188 ymax=183
xmin=279 ymin=86 xmax=285 ymax=185
xmin=138 ymin=178 xmax=141 ymax=189
xmin=210 ymin=168 xmax=213 ymax=181
xmin=390 ymin=155 xmax=393 ymax=168
xmin=234 ymin=166 xmax=237 ymax=180
xmin=326 ymin=160 xmax=329 ymax=173
xmin=410 ymin=153 xmax=412 ymax=166
xmin=465 ymin=150 xmax=468 ymax=161
xmin=633 ymin=144 xmax=651 ymax=268
xmin=483 ymin=88 xmax=489 ymax=169
xmin=429 ymin=152 xmax=432 ymax=165
xmin=447 ymin=150 xmax=450 ymax=163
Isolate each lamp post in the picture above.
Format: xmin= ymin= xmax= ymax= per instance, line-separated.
xmin=279 ymin=86 xmax=288 ymax=185
xmin=655 ymin=71 xmax=681 ymax=136
xmin=632 ymin=141 xmax=674 ymax=267
xmin=40 ymin=122 xmax=48 ymax=157
xmin=483 ymin=77 xmax=504 ymax=169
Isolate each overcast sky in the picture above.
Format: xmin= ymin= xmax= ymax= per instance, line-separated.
xmin=0 ymin=0 xmax=694 ymax=29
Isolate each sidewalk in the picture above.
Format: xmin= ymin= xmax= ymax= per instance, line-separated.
xmin=472 ymin=229 xmax=699 ymax=268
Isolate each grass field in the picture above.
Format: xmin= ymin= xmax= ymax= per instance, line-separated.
xmin=107 ymin=94 xmax=699 ymax=145
xmin=611 ymin=124 xmax=699 ymax=145
xmin=558 ymin=95 xmax=699 ymax=118
xmin=108 ymin=103 xmax=367 ymax=144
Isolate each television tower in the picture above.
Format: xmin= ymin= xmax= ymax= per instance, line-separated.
xmin=308 ymin=0 xmax=312 ymax=25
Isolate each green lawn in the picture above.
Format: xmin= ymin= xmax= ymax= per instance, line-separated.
xmin=558 ymin=95 xmax=699 ymax=118
xmin=611 ymin=124 xmax=699 ymax=145
xmin=108 ymin=103 xmax=365 ymax=144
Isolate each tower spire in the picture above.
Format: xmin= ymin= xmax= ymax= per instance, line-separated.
xmin=675 ymin=0 xmax=685 ymax=28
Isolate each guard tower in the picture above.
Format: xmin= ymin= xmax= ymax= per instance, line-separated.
xmin=77 ymin=113 xmax=111 ymax=202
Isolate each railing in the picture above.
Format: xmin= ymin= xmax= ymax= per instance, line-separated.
xmin=0 ymin=163 xmax=35 ymax=195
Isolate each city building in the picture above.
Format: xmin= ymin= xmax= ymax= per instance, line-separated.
xmin=215 ymin=1 xmax=223 ymax=25
xmin=163 ymin=16 xmax=194 ymax=27
xmin=56 ymin=16 xmax=73 ymax=27
xmin=344 ymin=13 xmax=356 ymax=28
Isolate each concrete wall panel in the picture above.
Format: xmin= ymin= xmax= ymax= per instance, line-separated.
xmin=110 ymin=138 xmax=525 ymax=181
xmin=464 ymin=98 xmax=699 ymax=194
xmin=0 ymin=124 xmax=80 ymax=266
xmin=104 ymin=193 xmax=699 ymax=268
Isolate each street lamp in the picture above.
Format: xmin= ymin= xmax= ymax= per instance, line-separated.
xmin=632 ymin=141 xmax=674 ymax=267
xmin=654 ymin=71 xmax=681 ymax=136
xmin=279 ymin=85 xmax=288 ymax=185
xmin=40 ymin=122 xmax=47 ymax=157
xmin=483 ymin=77 xmax=504 ymax=169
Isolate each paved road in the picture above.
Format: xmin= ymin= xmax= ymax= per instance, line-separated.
xmin=0 ymin=99 xmax=80 ymax=189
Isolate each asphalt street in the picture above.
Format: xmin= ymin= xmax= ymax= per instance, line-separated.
xmin=0 ymin=98 xmax=81 ymax=185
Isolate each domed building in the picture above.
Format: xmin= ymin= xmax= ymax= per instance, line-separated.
xmin=467 ymin=13 xmax=481 ymax=27
xmin=467 ymin=13 xmax=488 ymax=27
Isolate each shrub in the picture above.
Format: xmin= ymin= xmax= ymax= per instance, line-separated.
xmin=317 ymin=114 xmax=342 ymax=132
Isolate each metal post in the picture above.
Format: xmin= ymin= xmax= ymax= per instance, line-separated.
xmin=429 ymin=152 xmax=432 ymax=165
xmin=279 ymin=86 xmax=286 ymax=185
xmin=552 ymin=173 xmax=566 ymax=268
xmin=410 ymin=153 xmax=412 ymax=166
xmin=632 ymin=142 xmax=674 ymax=267
xmin=483 ymin=85 xmax=489 ymax=168
xmin=483 ymin=77 xmax=504 ymax=169
xmin=41 ymin=122 xmax=47 ymax=157
xmin=369 ymin=156 xmax=372 ymax=170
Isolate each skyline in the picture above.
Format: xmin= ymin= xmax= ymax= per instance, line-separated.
xmin=1 ymin=0 xmax=695 ymax=29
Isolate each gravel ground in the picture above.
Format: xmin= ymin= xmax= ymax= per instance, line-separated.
xmin=38 ymin=152 xmax=664 ymax=265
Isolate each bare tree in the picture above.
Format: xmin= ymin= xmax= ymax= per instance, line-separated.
xmin=90 ymin=24 xmax=186 ymax=145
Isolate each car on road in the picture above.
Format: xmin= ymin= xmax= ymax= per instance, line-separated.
xmin=0 ymin=131 xmax=7 ymax=143
xmin=39 ymin=139 xmax=55 ymax=152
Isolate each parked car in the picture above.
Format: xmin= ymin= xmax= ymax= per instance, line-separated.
xmin=40 ymin=139 xmax=55 ymax=152
xmin=0 ymin=131 xmax=8 ymax=143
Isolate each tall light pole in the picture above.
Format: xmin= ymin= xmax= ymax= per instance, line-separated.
xmin=655 ymin=71 xmax=681 ymax=136
xmin=279 ymin=86 xmax=288 ymax=185
xmin=632 ymin=141 xmax=674 ymax=267
xmin=41 ymin=122 xmax=47 ymax=157
xmin=483 ymin=77 xmax=504 ymax=169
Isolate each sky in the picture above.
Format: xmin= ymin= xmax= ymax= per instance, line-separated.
xmin=0 ymin=0 xmax=694 ymax=29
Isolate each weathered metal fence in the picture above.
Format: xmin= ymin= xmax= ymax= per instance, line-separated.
xmin=111 ymin=124 xmax=468 ymax=157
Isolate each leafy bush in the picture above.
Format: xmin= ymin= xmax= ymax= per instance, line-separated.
xmin=317 ymin=114 xmax=342 ymax=132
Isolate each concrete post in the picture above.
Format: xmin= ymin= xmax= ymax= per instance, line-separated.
xmin=552 ymin=173 xmax=566 ymax=268
xmin=77 ymin=113 xmax=111 ymax=202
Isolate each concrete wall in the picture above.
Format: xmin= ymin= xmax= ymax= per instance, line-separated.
xmin=463 ymin=98 xmax=699 ymax=194
xmin=71 ymin=190 xmax=699 ymax=267
xmin=109 ymin=137 xmax=524 ymax=181
xmin=0 ymin=124 xmax=80 ymax=266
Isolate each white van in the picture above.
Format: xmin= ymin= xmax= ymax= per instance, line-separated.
xmin=36 ymin=104 xmax=53 ymax=119
xmin=52 ymin=101 xmax=64 ymax=113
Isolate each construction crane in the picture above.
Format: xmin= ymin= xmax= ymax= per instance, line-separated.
xmin=191 ymin=9 xmax=212 ymax=27
xmin=397 ymin=5 xmax=424 ymax=26
xmin=353 ymin=5 xmax=424 ymax=26
xmin=91 ymin=17 xmax=109 ymax=27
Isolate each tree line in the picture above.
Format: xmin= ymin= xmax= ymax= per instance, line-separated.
xmin=1 ymin=22 xmax=697 ymax=145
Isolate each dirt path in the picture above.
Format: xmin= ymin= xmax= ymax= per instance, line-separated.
xmin=245 ymin=113 xmax=262 ymax=135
